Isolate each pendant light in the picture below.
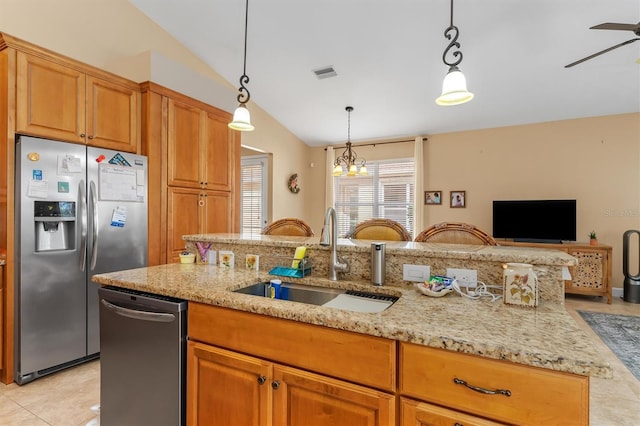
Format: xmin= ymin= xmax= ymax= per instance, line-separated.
xmin=228 ymin=0 xmax=255 ymax=131
xmin=332 ymin=106 xmax=367 ymax=177
xmin=435 ymin=0 xmax=474 ymax=106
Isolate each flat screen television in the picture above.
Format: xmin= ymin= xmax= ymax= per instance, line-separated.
xmin=492 ymin=199 xmax=576 ymax=243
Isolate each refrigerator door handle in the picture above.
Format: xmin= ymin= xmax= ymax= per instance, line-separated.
xmin=101 ymin=299 xmax=176 ymax=323
xmin=79 ymin=179 xmax=87 ymax=271
xmin=89 ymin=181 xmax=99 ymax=270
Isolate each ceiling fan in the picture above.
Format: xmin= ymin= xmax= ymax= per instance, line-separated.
xmin=565 ymin=21 xmax=640 ymax=68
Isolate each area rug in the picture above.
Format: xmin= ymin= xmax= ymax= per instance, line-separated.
xmin=578 ymin=311 xmax=640 ymax=381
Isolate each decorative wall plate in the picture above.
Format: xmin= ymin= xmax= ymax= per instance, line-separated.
xmin=288 ymin=173 xmax=300 ymax=193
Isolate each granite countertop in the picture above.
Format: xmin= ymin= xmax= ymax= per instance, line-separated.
xmin=183 ymin=233 xmax=578 ymax=266
xmin=93 ymin=263 xmax=611 ymax=379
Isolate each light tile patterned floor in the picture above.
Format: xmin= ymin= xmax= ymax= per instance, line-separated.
xmin=0 ymin=295 xmax=638 ymax=425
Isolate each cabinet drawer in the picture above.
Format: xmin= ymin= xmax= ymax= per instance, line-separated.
xmin=189 ymin=303 xmax=396 ymax=392
xmin=399 ymin=343 xmax=588 ymax=425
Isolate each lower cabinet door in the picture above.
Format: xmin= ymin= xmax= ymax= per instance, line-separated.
xmin=400 ymin=398 xmax=505 ymax=426
xmin=273 ymin=365 xmax=395 ymax=426
xmin=187 ymin=341 xmax=272 ymax=426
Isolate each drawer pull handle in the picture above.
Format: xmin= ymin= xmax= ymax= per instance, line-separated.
xmin=453 ymin=378 xmax=512 ymax=397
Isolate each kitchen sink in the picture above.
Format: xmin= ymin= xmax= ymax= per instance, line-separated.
xmin=232 ymin=281 xmax=398 ymax=313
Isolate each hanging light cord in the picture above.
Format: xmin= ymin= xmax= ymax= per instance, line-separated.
xmin=442 ymin=0 xmax=462 ymax=67
xmin=237 ymin=0 xmax=251 ymax=104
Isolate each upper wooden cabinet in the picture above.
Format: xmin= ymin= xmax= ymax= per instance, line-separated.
xmin=16 ymin=52 xmax=140 ymax=152
xmin=167 ymin=99 xmax=234 ymax=191
xmin=142 ymin=82 xmax=240 ymax=265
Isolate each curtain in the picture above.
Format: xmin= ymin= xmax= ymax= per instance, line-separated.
xmin=325 ymin=146 xmax=335 ymax=211
xmin=413 ymin=136 xmax=424 ymax=237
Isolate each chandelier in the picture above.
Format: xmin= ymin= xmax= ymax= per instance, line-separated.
xmin=435 ymin=0 xmax=474 ymax=106
xmin=228 ymin=0 xmax=255 ymax=131
xmin=332 ymin=106 xmax=367 ymax=176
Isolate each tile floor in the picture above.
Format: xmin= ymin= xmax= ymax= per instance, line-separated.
xmin=0 ymin=295 xmax=638 ymax=425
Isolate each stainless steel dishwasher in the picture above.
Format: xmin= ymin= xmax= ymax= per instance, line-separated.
xmin=98 ymin=285 xmax=187 ymax=426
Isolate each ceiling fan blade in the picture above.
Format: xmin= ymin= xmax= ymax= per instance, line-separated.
xmin=565 ymin=38 xmax=640 ymax=68
xmin=590 ymin=22 xmax=640 ymax=32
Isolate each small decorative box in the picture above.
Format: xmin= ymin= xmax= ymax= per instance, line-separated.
xmin=219 ymin=250 xmax=235 ymax=268
xmin=245 ymin=254 xmax=259 ymax=270
xmin=503 ymin=263 xmax=539 ymax=307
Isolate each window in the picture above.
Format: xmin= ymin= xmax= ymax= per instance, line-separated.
xmin=240 ymin=155 xmax=268 ymax=236
xmin=333 ymin=159 xmax=415 ymax=237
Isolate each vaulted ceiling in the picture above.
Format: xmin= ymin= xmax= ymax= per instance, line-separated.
xmin=129 ymin=0 xmax=640 ymax=147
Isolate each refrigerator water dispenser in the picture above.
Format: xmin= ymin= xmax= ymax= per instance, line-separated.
xmin=34 ymin=201 xmax=76 ymax=251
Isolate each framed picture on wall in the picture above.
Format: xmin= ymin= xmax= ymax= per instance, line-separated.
xmin=450 ymin=191 xmax=466 ymax=208
xmin=424 ymin=191 xmax=442 ymax=205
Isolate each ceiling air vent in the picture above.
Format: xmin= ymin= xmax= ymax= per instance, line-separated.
xmin=313 ymin=66 xmax=337 ymax=79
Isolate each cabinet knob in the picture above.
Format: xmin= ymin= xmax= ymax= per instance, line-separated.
xmin=80 ymin=133 xmax=86 ymax=138
xmin=88 ymin=135 xmax=94 ymax=140
xmin=271 ymin=380 xmax=280 ymax=390
xmin=257 ymin=375 xmax=267 ymax=385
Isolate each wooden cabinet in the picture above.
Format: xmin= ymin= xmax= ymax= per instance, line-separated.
xmin=273 ymin=365 xmax=394 ymax=426
xmin=565 ymin=245 xmax=612 ymax=303
xmin=0 ymin=265 xmax=3 ymax=370
xmin=167 ymin=100 xmax=234 ymax=191
xmin=189 ymin=304 xmax=590 ymax=426
xmin=188 ymin=341 xmax=394 ymax=426
xmin=167 ymin=188 xmax=231 ymax=261
xmin=400 ymin=397 xmax=504 ymax=426
xmin=141 ymin=82 xmax=240 ymax=265
xmin=188 ymin=303 xmax=396 ymax=426
xmin=187 ymin=341 xmax=271 ymax=426
xmin=16 ymin=52 xmax=139 ymax=152
xmin=500 ymin=241 xmax=612 ymax=303
xmin=399 ymin=343 xmax=589 ymax=426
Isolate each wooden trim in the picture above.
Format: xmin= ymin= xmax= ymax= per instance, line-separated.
xmin=0 ymin=45 xmax=17 ymax=384
xmin=0 ymin=32 xmax=138 ymax=90
xmin=140 ymin=81 xmax=233 ymax=116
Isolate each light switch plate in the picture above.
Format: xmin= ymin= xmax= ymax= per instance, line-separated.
xmin=403 ymin=264 xmax=431 ymax=282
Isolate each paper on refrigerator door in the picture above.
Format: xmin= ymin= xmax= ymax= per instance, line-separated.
xmin=110 ymin=206 xmax=128 ymax=227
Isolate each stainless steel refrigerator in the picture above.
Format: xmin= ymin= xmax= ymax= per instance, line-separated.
xmin=15 ymin=135 xmax=148 ymax=384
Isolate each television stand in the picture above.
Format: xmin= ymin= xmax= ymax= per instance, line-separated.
xmin=498 ymin=240 xmax=612 ymax=304
xmin=513 ymin=238 xmax=563 ymax=244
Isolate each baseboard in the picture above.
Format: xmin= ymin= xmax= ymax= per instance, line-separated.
xmin=612 ymin=288 xmax=623 ymax=299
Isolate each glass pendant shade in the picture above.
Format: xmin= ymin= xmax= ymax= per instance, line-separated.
xmin=358 ymin=165 xmax=367 ymax=175
xmin=332 ymin=164 xmax=343 ymax=176
xmin=228 ymin=104 xmax=255 ymax=131
xmin=436 ymin=66 xmax=474 ymax=106
xmin=347 ymin=164 xmax=358 ymax=176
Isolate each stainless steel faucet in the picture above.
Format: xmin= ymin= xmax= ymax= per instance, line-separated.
xmin=320 ymin=207 xmax=349 ymax=280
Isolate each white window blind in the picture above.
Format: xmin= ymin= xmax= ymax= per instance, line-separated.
xmin=241 ymin=156 xmax=268 ymax=236
xmin=334 ymin=159 xmax=415 ymax=237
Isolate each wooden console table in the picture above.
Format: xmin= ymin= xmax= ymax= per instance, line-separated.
xmin=499 ymin=241 xmax=612 ymax=304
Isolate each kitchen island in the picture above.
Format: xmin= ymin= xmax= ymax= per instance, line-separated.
xmin=93 ymin=235 xmax=610 ymax=425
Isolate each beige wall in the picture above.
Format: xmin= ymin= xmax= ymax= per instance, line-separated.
xmin=424 ymin=113 xmax=640 ymax=289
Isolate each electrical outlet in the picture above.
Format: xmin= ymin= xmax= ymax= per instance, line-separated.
xmin=446 ymin=268 xmax=478 ymax=288
xmin=403 ymin=264 xmax=431 ymax=282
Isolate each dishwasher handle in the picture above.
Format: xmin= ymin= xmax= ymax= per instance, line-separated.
xmin=101 ymin=299 xmax=176 ymax=323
